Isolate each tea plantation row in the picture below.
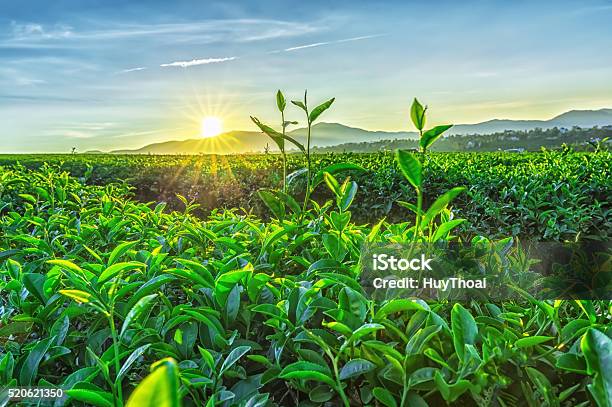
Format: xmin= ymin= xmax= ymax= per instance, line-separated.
xmin=0 ymin=149 xmax=609 ymax=241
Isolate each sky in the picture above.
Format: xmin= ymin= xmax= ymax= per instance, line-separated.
xmin=1 ymin=0 xmax=612 ymax=152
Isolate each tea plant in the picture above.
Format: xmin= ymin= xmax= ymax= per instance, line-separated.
xmin=395 ymin=99 xmax=464 ymax=242
xmin=252 ymin=90 xmax=338 ymax=213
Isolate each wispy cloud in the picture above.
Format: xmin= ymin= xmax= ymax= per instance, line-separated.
xmin=284 ymin=42 xmax=329 ymax=52
xmin=42 ymin=122 xmax=117 ymax=139
xmin=2 ymin=19 xmax=322 ymax=49
xmin=280 ymin=34 xmax=383 ymax=52
xmin=156 ymin=34 xmax=379 ymax=70
xmin=119 ymin=67 xmax=147 ymax=74
xmin=160 ymin=57 xmax=237 ymax=68
xmin=10 ymin=21 xmax=73 ymax=40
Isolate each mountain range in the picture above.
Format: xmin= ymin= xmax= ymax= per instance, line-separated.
xmin=107 ymin=108 xmax=612 ymax=154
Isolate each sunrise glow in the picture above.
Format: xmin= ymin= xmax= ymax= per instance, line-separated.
xmin=201 ymin=117 xmax=223 ymax=138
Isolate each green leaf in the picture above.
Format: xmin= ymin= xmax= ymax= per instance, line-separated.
xmin=280 ymin=370 xmax=336 ymax=388
xmin=375 ymin=299 xmax=425 ymax=319
xmin=410 ymin=98 xmax=426 ymax=131
xmin=273 ymin=190 xmax=301 ymax=214
xmin=215 ymin=268 xmax=250 ymax=308
xmin=575 ymin=300 xmax=597 ymax=324
xmin=87 ymin=347 xmax=110 ymax=383
xmin=339 ymin=359 xmax=375 ymax=380
xmin=396 ymin=150 xmax=421 ymax=189
xmin=348 ymin=323 xmax=385 ymax=344
xmin=126 ymin=358 xmax=181 ymax=407
xmin=312 ymin=163 xmax=366 ymax=188
xmin=424 ymin=348 xmax=452 ymax=370
xmin=0 ymin=352 xmax=14 ymax=383
xmin=276 ymin=90 xmax=286 ymax=112
xmin=322 ymin=234 xmax=347 ymax=261
xmin=405 ymin=325 xmax=441 ymax=355
xmin=432 ymin=219 xmax=466 ymax=241
xmin=309 ymin=385 xmax=333 ymax=403
xmin=339 ymin=181 xmax=358 ymax=212
xmin=251 ymin=116 xmax=305 ymax=153
xmin=108 ymin=241 xmax=138 ymax=265
xmin=22 ymin=273 xmax=48 ymax=304
xmin=117 ymin=344 xmax=151 ymax=382
xmin=556 ymin=353 xmax=587 ymax=374
xmin=291 ymin=100 xmax=307 ymax=112
xmin=422 ymin=187 xmax=466 ymax=228
xmin=120 ymin=294 xmax=158 ymax=338
xmin=59 ymin=289 xmax=92 ymax=303
xmin=434 ymin=371 xmax=471 ymax=402
xmin=526 ymin=367 xmax=555 ymax=405
xmin=50 ymin=315 xmax=70 ymax=346
xmin=258 ymin=189 xmax=285 ymax=220
xmin=420 ymin=125 xmax=452 ymax=150
xmin=397 ymin=201 xmax=420 ymax=215
xmin=165 ymin=268 xmax=211 ymax=289
xmin=582 ymin=328 xmax=612 ymax=407
xmin=219 ymin=346 xmax=251 ymax=375
xmin=127 ymin=275 xmax=176 ymax=309
xmin=323 ymin=172 xmax=341 ymax=196
xmin=451 ymin=303 xmax=477 ymax=362
xmin=98 ymin=261 xmax=143 ymax=285
xmin=47 ymin=259 xmax=84 ymax=275
xmin=198 ymin=347 xmax=215 ymax=370
xmin=66 ymin=389 xmax=114 ymax=407
xmin=281 ymin=361 xmax=332 ymax=376
xmin=515 ymin=335 xmax=553 ymax=348
xmin=409 ymin=367 xmax=438 ymax=386
xmin=19 ymin=336 xmax=54 ymax=385
xmin=309 ymin=98 xmax=335 ymax=123
xmin=372 ymin=387 xmax=397 ymax=407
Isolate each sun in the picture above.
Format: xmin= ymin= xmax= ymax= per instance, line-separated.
xmin=201 ymin=116 xmax=223 ymax=138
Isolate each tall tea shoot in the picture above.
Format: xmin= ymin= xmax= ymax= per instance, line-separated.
xmin=250 ymin=92 xmax=304 ymax=192
xmin=251 ymin=90 xmax=336 ymax=221
xmin=276 ymin=90 xmax=287 ymax=192
xmin=292 ymin=90 xmax=335 ymax=210
xmin=275 ymin=90 xmax=298 ymax=192
xmin=398 ymin=99 xmax=465 ymax=241
xmin=410 ymin=98 xmax=453 ymax=155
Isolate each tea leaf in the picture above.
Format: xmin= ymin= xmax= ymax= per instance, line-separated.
xmin=309 ymin=98 xmax=335 ymax=123
xmin=126 ymin=358 xmax=181 ymax=407
xmin=396 ymin=150 xmax=421 ymax=189
xmin=420 ymin=125 xmax=452 ymax=150
xmin=410 ymin=98 xmax=426 ymax=130
xmin=581 ymin=329 xmax=612 ymax=406
xmin=339 ymin=359 xmax=375 ymax=380
xmin=120 ymin=294 xmax=158 ymax=338
xmin=451 ymin=303 xmax=477 ymax=361
xmin=276 ymin=90 xmax=286 ymax=112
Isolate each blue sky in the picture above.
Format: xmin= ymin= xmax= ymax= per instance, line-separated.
xmin=1 ymin=0 xmax=611 ymax=152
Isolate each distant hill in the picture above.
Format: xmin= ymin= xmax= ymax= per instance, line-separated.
xmin=287 ymin=123 xmax=416 ymax=144
xmin=313 ymin=126 xmax=612 ymax=153
xmin=448 ymin=108 xmax=612 ymax=135
xmin=108 ymin=108 xmax=612 ymax=154
xmin=112 ymin=131 xmax=268 ymax=154
xmin=111 ymin=124 xmax=416 ymax=154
